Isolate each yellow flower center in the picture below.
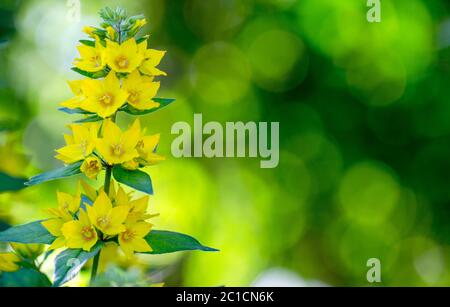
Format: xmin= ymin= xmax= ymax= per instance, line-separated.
xmin=111 ymin=144 xmax=124 ymax=157
xmin=81 ymin=226 xmax=95 ymax=241
xmin=89 ymin=159 xmax=99 ymax=170
xmin=62 ymin=201 xmax=69 ymax=210
xmin=116 ymin=55 xmax=129 ymax=69
xmin=97 ymin=216 xmax=110 ymax=229
xmin=121 ymin=229 xmax=135 ymax=242
xmin=99 ymin=93 xmax=114 ymax=105
xmin=136 ymin=140 xmax=144 ymax=150
xmin=91 ymin=55 xmax=102 ymax=67
xmin=128 ymin=90 xmax=140 ymax=104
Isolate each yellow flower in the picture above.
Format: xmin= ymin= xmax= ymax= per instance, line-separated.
xmin=41 ymin=219 xmax=67 ymax=250
xmin=83 ymin=26 xmax=96 ymax=38
xmin=11 ymin=243 xmax=44 ymax=259
xmin=123 ymin=195 xmax=158 ymax=223
xmin=114 ymin=186 xmax=132 ymax=207
xmin=73 ymin=38 xmax=106 ymax=72
xmin=106 ymin=26 xmax=116 ymax=41
xmin=0 ymin=253 xmax=21 ymax=272
xmin=132 ymin=18 xmax=147 ymax=32
xmin=60 ymin=80 xmax=86 ymax=109
xmin=118 ymin=222 xmax=152 ymax=257
xmin=100 ymin=180 xmax=117 ymax=201
xmin=136 ymin=133 xmax=165 ymax=166
xmin=61 ymin=209 xmax=98 ymax=251
xmin=122 ymin=159 xmax=139 ymax=170
xmin=81 ymin=156 xmax=103 ymax=179
xmin=47 ymin=191 xmax=81 ymax=219
xmin=55 ymin=122 xmax=99 ymax=164
xmin=105 ymin=38 xmax=144 ymax=73
xmin=122 ymin=121 xmax=164 ymax=168
xmin=139 ymin=47 xmax=167 ymax=77
xmin=86 ymin=191 xmax=129 ymax=235
xmin=80 ymin=72 xmax=129 ymax=118
xmin=96 ymin=119 xmax=140 ymax=165
xmin=123 ymin=70 xmax=160 ymax=110
xmin=80 ymin=179 xmax=98 ymax=202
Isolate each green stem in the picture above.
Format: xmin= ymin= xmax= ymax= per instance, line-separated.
xmin=90 ymin=252 xmax=100 ymax=286
xmin=104 ymin=166 xmax=112 ymax=195
xmin=90 ymin=160 xmax=113 ymax=285
xmin=89 ymin=111 xmax=118 ymax=286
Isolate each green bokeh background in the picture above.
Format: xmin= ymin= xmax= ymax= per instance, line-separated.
xmin=1 ymin=0 xmax=450 ymax=286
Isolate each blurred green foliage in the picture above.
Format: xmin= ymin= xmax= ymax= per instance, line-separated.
xmin=1 ymin=0 xmax=450 ymax=286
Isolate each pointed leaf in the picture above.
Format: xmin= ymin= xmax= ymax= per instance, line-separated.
xmin=53 ymin=242 xmax=103 ymax=287
xmin=0 ymin=268 xmax=52 ymax=287
xmin=142 ymin=230 xmax=218 ymax=254
xmin=112 ymin=166 xmax=153 ymax=195
xmin=0 ymin=172 xmax=27 ymax=192
xmin=25 ymin=161 xmax=83 ymax=186
xmin=71 ymin=67 xmax=108 ymax=79
xmin=58 ymin=107 xmax=94 ymax=115
xmin=79 ymin=39 xmax=95 ymax=47
xmin=120 ymin=98 xmax=175 ymax=115
xmin=73 ymin=114 xmax=102 ymax=123
xmin=0 ymin=221 xmax=55 ymax=244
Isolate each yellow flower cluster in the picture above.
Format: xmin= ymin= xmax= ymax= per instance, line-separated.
xmin=0 ymin=244 xmax=43 ymax=273
xmin=61 ymin=22 xmax=166 ymax=118
xmin=42 ymin=181 xmax=158 ymax=257
xmin=55 ymin=118 xmax=164 ymax=179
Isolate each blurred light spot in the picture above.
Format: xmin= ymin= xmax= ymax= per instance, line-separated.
xmin=256 ymin=0 xmax=297 ymax=10
xmin=246 ymin=29 xmax=308 ymax=92
xmin=414 ymin=246 xmax=445 ymax=285
xmin=296 ymin=0 xmax=432 ymax=105
xmin=190 ymin=42 xmax=251 ymax=105
xmin=184 ymin=0 xmax=251 ymax=41
xmin=390 ymin=237 xmax=444 ymax=286
xmin=389 ymin=189 xmax=419 ymax=237
xmin=291 ymin=133 xmax=342 ymax=193
xmin=346 ymin=53 xmax=406 ymax=106
xmin=338 ymin=160 xmax=400 ymax=225
xmin=252 ymin=268 xmax=327 ymax=287
xmin=151 ymin=159 xmax=211 ymax=234
xmin=328 ymin=219 xmax=399 ymax=281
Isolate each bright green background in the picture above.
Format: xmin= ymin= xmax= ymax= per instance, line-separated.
xmin=1 ymin=0 xmax=450 ymax=286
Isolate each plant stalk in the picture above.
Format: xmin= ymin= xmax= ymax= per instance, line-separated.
xmin=90 ymin=252 xmax=100 ymax=286
xmin=104 ymin=166 xmax=112 ymax=195
xmin=90 ymin=159 xmax=113 ymax=285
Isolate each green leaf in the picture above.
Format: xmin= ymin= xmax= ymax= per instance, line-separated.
xmin=25 ymin=161 xmax=83 ymax=186
xmin=136 ymin=35 xmax=149 ymax=44
xmin=71 ymin=67 xmax=108 ymax=79
xmin=0 ymin=172 xmax=27 ymax=192
xmin=0 ymin=268 xmax=52 ymax=287
xmin=0 ymin=221 xmax=55 ymax=244
xmin=143 ymin=230 xmax=219 ymax=254
xmin=79 ymin=39 xmax=95 ymax=47
xmin=58 ymin=107 xmax=94 ymax=115
xmin=120 ymin=98 xmax=175 ymax=115
xmin=73 ymin=114 xmax=102 ymax=123
xmin=53 ymin=242 xmax=103 ymax=287
xmin=113 ymin=166 xmax=153 ymax=195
